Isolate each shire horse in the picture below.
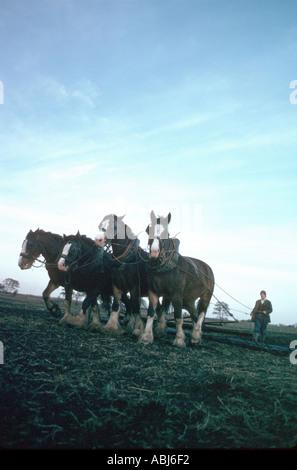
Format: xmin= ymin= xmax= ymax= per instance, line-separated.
xmin=57 ymin=232 xmax=131 ymax=329
xmin=18 ymin=229 xmax=74 ymax=319
xmin=97 ymin=214 xmax=164 ymax=337
xmin=143 ymin=210 xmax=215 ymax=347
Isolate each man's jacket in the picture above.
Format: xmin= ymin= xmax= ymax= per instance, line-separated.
xmin=251 ymin=299 xmax=273 ymax=324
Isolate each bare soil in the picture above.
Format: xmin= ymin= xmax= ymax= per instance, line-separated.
xmin=0 ymin=293 xmax=297 ymax=450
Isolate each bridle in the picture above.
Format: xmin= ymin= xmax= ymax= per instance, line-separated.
xmin=146 ymin=229 xmax=181 ymax=275
xmin=60 ymin=239 xmax=102 ymax=274
xmin=19 ymin=235 xmax=46 ymax=266
xmin=20 ymin=235 xmax=39 ymax=259
xmin=59 ymin=240 xmax=82 ymax=270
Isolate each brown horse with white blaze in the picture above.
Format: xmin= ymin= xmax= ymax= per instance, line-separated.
xmin=18 ymin=229 xmax=73 ymax=319
xmin=142 ymin=211 xmax=215 ymax=347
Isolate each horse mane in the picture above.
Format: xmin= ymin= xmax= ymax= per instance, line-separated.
xmin=63 ymin=233 xmax=95 ymax=247
xmin=29 ymin=229 xmax=63 ymax=241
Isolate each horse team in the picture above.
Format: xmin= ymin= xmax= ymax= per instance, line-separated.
xmin=18 ymin=211 xmax=215 ymax=348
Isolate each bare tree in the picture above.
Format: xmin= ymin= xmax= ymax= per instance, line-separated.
xmin=73 ymin=291 xmax=85 ymax=304
xmin=212 ymin=301 xmax=231 ymax=321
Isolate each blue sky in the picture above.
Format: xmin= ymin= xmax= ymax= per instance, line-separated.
xmin=0 ymin=0 xmax=296 ymax=324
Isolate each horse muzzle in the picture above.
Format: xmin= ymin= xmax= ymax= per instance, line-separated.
xmin=57 ymin=257 xmax=68 ymax=272
xmin=150 ymin=249 xmax=160 ymax=259
xmin=18 ymin=255 xmax=32 ymax=270
xmin=150 ymin=239 xmax=160 ymax=258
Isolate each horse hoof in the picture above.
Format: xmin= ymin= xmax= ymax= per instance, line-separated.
xmin=89 ymin=323 xmax=102 ymax=332
xmin=102 ymin=324 xmax=125 ymax=335
xmin=73 ymin=322 xmax=88 ymax=329
xmin=59 ymin=316 xmax=68 ymax=325
xmin=61 ymin=315 xmax=88 ymax=329
xmin=132 ymin=327 xmax=144 ymax=338
xmin=173 ymin=339 xmax=187 ymax=348
xmin=153 ymin=327 xmax=167 ymax=339
xmin=49 ymin=305 xmax=61 ymax=318
xmin=138 ymin=334 xmax=154 ymax=345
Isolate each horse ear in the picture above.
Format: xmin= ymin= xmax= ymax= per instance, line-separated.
xmin=145 ymin=225 xmax=150 ymax=235
xmin=150 ymin=210 xmax=157 ymax=223
xmin=119 ymin=214 xmax=126 ymax=220
xmin=167 ymin=213 xmax=171 ymax=224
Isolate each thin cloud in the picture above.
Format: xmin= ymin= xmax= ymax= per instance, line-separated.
xmin=35 ymin=76 xmax=98 ymax=108
xmin=134 ymin=113 xmax=215 ymax=138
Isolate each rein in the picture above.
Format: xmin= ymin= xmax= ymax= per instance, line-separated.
xmin=147 ymin=238 xmax=179 ymax=274
xmin=111 ymin=241 xmax=133 ymax=262
xmin=33 ymin=258 xmax=47 ymax=268
xmin=160 ymin=238 xmax=178 ymax=266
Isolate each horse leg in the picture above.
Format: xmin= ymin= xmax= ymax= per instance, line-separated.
xmin=130 ymin=292 xmax=144 ymax=338
xmin=103 ymin=286 xmax=125 ymax=334
xmin=66 ymin=295 xmax=90 ymax=328
xmin=89 ymin=303 xmax=102 ymax=331
xmin=191 ymin=297 xmax=207 ymax=344
xmin=139 ymin=291 xmax=158 ymax=345
xmin=121 ymin=293 xmax=132 ymax=326
xmin=173 ymin=296 xmax=186 ymax=348
xmin=43 ymin=280 xmax=62 ymax=317
xmin=131 ymin=313 xmax=144 ymax=337
xmin=183 ymin=299 xmax=200 ymax=345
xmin=154 ymin=298 xmax=169 ymax=339
xmin=59 ymin=286 xmax=73 ymax=324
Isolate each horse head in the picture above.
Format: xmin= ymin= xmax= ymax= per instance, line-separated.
xmin=57 ymin=237 xmax=81 ymax=272
xmin=97 ymin=214 xmax=127 ymax=241
xmin=18 ymin=229 xmax=43 ymax=269
xmin=146 ymin=211 xmax=172 ymax=259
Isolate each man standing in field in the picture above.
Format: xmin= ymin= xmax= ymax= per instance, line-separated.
xmin=251 ymin=290 xmax=273 ymax=343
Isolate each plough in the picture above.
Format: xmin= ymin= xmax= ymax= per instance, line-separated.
xmin=99 ymin=313 xmax=294 ymax=354
xmin=165 ymin=319 xmax=295 ymax=354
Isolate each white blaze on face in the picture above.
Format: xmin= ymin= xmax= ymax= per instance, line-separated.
xmin=150 ymin=238 xmax=160 ymax=258
xmin=58 ymin=243 xmax=72 ymax=271
xmin=18 ymin=240 xmax=29 ymax=269
xmin=95 ymin=231 xmax=106 ymax=248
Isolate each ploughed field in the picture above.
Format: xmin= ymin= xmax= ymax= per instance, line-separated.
xmin=0 ymin=293 xmax=297 ymax=450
